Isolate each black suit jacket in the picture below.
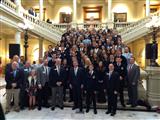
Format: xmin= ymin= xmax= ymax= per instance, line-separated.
xmin=85 ymin=70 xmax=97 ymax=91
xmin=115 ymin=55 xmax=127 ymax=68
xmin=49 ymin=66 xmax=65 ymax=87
xmin=114 ymin=63 xmax=127 ymax=80
xmin=5 ymin=68 xmax=23 ymax=89
xmin=69 ymin=67 xmax=84 ymax=88
xmin=105 ymin=71 xmax=119 ymax=93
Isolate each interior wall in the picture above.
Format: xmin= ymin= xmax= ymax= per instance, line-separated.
xmin=128 ymin=35 xmax=160 ymax=68
xmin=21 ymin=0 xmax=160 ymax=23
xmin=0 ymin=36 xmax=55 ymax=66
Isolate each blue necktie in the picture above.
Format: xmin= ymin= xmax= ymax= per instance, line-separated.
xmin=14 ymin=70 xmax=16 ymax=78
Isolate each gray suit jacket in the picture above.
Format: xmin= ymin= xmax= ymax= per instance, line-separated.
xmin=37 ymin=65 xmax=50 ymax=87
xmin=127 ymin=64 xmax=140 ymax=86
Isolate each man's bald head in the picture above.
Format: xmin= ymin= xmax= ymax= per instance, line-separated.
xmin=12 ymin=61 xmax=18 ymax=70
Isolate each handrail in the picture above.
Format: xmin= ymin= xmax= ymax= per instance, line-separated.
xmin=119 ymin=10 xmax=160 ymax=44
xmin=119 ymin=10 xmax=160 ymax=35
xmin=1 ymin=0 xmax=16 ymax=11
xmin=0 ymin=0 xmax=63 ymax=41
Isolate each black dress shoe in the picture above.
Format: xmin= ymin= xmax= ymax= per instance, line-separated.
xmin=20 ymin=107 xmax=24 ymax=110
xmin=131 ymin=105 xmax=137 ymax=107
xmin=69 ymin=100 xmax=73 ymax=102
xmin=147 ymin=105 xmax=151 ymax=111
xmin=5 ymin=110 xmax=10 ymax=114
xmin=94 ymin=110 xmax=97 ymax=114
xmin=111 ymin=113 xmax=116 ymax=116
xmin=72 ymin=106 xmax=77 ymax=110
xmin=60 ymin=106 xmax=64 ymax=110
xmin=127 ymin=102 xmax=131 ymax=105
xmin=38 ymin=107 xmax=41 ymax=111
xmin=86 ymin=109 xmax=89 ymax=113
xmin=121 ymin=104 xmax=126 ymax=107
xmin=76 ymin=110 xmax=84 ymax=114
xmin=44 ymin=104 xmax=50 ymax=108
xmin=51 ymin=107 xmax=55 ymax=111
xmin=106 ymin=111 xmax=111 ymax=114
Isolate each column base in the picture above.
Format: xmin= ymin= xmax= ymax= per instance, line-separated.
xmin=146 ymin=66 xmax=160 ymax=106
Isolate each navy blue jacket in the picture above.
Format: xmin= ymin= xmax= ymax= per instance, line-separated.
xmin=69 ymin=67 xmax=84 ymax=88
xmin=105 ymin=71 xmax=120 ymax=93
xmin=49 ymin=66 xmax=65 ymax=87
xmin=5 ymin=68 xmax=23 ymax=89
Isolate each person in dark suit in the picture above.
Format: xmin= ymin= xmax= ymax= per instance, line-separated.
xmin=20 ymin=61 xmax=32 ymax=109
xmin=69 ymin=60 xmax=84 ymax=113
xmin=127 ymin=57 xmax=140 ymax=107
xmin=0 ymin=103 xmax=5 ymax=120
xmin=49 ymin=58 xmax=64 ymax=110
xmin=96 ymin=61 xmax=106 ymax=103
xmin=105 ymin=63 xmax=119 ymax=116
xmin=5 ymin=61 xmax=23 ymax=114
xmin=28 ymin=7 xmax=37 ymax=17
xmin=37 ymin=59 xmax=50 ymax=110
xmin=62 ymin=58 xmax=70 ymax=102
xmin=115 ymin=50 xmax=127 ymax=68
xmin=48 ymin=45 xmax=54 ymax=57
xmin=85 ymin=64 xmax=97 ymax=114
xmin=5 ymin=55 xmax=23 ymax=75
xmin=114 ymin=57 xmax=127 ymax=107
xmin=48 ymin=53 xmax=56 ymax=67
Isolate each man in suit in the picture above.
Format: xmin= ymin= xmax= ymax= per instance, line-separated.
xmin=48 ymin=52 xmax=56 ymax=67
xmin=114 ymin=57 xmax=127 ymax=107
xmin=105 ymin=63 xmax=119 ymax=116
xmin=69 ymin=60 xmax=84 ymax=113
xmin=49 ymin=58 xmax=64 ymax=110
xmin=5 ymin=61 xmax=23 ymax=114
xmin=37 ymin=59 xmax=50 ymax=110
xmin=20 ymin=61 xmax=32 ymax=109
xmin=115 ymin=49 xmax=127 ymax=68
xmin=85 ymin=64 xmax=97 ymax=114
xmin=127 ymin=57 xmax=140 ymax=107
xmin=0 ymin=102 xmax=5 ymax=120
xmin=5 ymin=55 xmax=23 ymax=75
xmin=48 ymin=45 xmax=54 ymax=58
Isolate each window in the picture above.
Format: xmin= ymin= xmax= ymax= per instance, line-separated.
xmin=114 ymin=13 xmax=127 ymax=22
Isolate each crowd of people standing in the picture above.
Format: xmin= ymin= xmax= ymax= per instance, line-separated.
xmin=4 ymin=28 xmax=151 ymax=116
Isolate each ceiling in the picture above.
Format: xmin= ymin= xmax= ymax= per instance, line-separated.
xmin=0 ymin=23 xmax=38 ymax=39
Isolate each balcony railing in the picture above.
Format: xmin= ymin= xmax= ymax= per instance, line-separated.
xmin=51 ymin=22 xmax=134 ymax=32
xmin=0 ymin=0 xmax=63 ymax=42
xmin=119 ymin=10 xmax=160 ymax=44
xmin=0 ymin=0 xmax=16 ymax=11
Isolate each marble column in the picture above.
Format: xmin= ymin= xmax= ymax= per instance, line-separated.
xmin=146 ymin=66 xmax=160 ymax=106
xmin=15 ymin=30 xmax=22 ymax=55
xmin=73 ymin=0 xmax=77 ymax=23
xmin=107 ymin=0 xmax=113 ymax=29
xmin=146 ymin=0 xmax=150 ymax=17
xmin=39 ymin=0 xmax=44 ymax=20
xmin=39 ymin=38 xmax=43 ymax=59
xmin=108 ymin=0 xmax=112 ymax=21
xmin=15 ymin=0 xmax=21 ymax=15
xmin=15 ymin=31 xmax=21 ymax=44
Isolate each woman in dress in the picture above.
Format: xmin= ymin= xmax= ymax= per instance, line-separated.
xmin=26 ymin=69 xmax=37 ymax=110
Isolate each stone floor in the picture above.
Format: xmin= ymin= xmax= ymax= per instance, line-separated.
xmin=1 ymin=77 xmax=160 ymax=120
xmin=4 ymin=107 xmax=160 ymax=120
